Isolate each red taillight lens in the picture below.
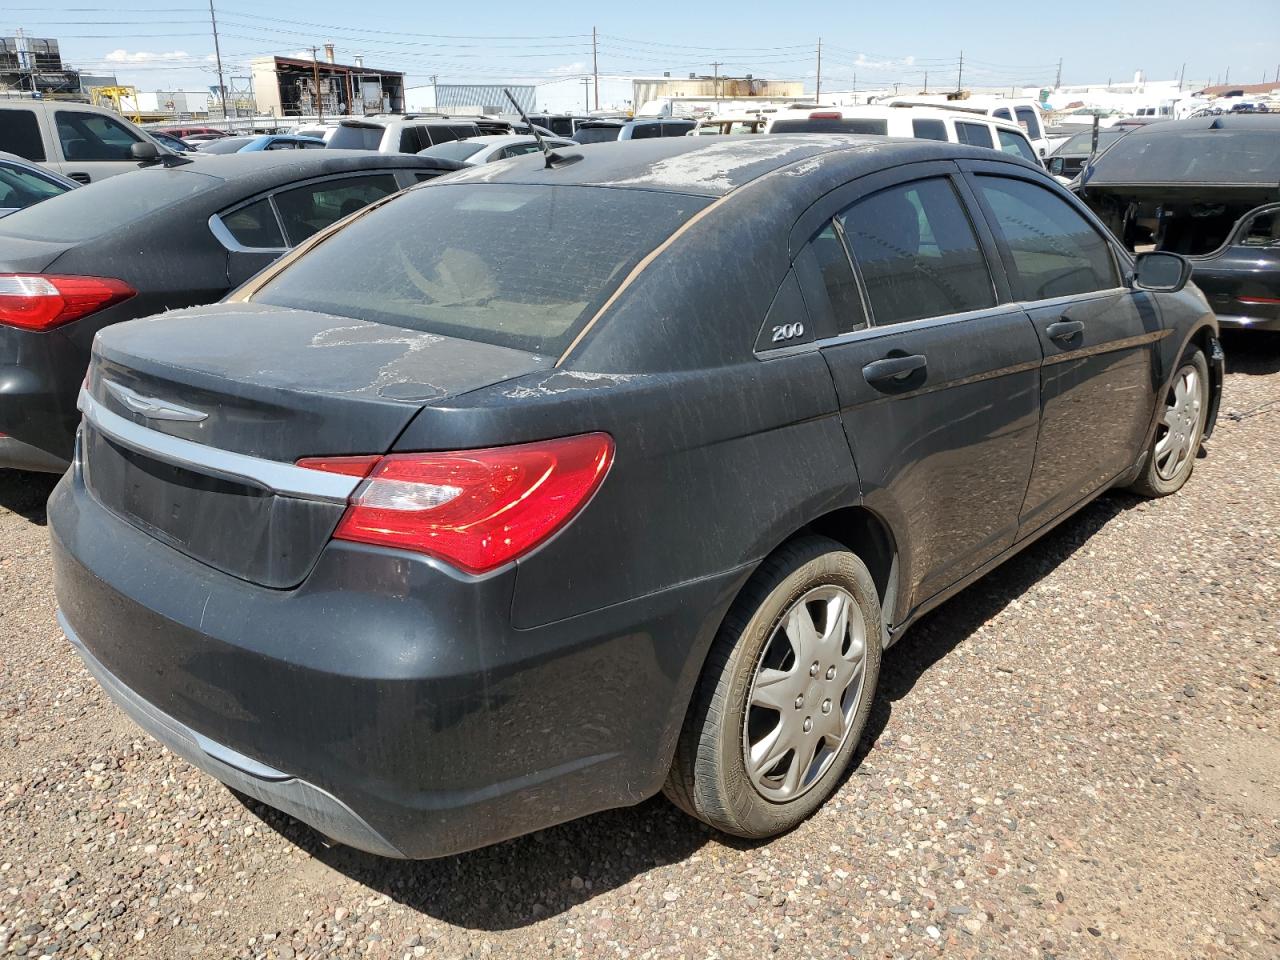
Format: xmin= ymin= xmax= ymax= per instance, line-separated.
xmin=808 ymin=111 xmax=842 ymax=120
xmin=0 ymin=274 xmax=136 ymax=331
xmin=299 ymin=433 xmax=614 ymax=575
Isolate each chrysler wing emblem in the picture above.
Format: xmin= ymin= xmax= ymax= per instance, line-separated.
xmin=104 ymin=380 xmax=209 ymax=423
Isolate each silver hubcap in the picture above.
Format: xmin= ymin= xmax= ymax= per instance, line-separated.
xmin=742 ymin=585 xmax=867 ymax=802
xmin=1154 ymin=365 xmax=1202 ymax=481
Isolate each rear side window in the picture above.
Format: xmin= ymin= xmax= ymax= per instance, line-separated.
xmin=398 ymin=128 xmax=425 ymax=153
xmin=629 ymin=123 xmax=663 ymax=139
xmin=771 ymin=118 xmax=888 ymax=135
xmin=795 ymin=222 xmax=867 ymax=334
xmin=975 ymin=176 xmax=1119 ymax=300
xmin=997 ymin=129 xmax=1038 ymax=163
xmin=500 ymin=143 xmax=543 ymax=159
xmin=911 ymin=118 xmax=948 ymax=142
xmin=955 ymin=122 xmax=994 ymax=149
xmin=55 ymin=111 xmax=142 ymax=161
xmin=993 ymin=108 xmax=1013 ymax=121
xmin=573 ymin=126 xmax=621 ymax=144
xmin=661 ymin=122 xmax=694 ymax=137
xmin=1015 ymin=107 xmax=1042 ymax=140
xmin=1240 ymin=209 xmax=1279 ymax=246
xmin=840 ymin=177 xmax=995 ymax=325
xmin=272 ymin=174 xmax=400 ymax=245
xmin=219 ymin=197 xmax=285 ymax=249
xmin=328 ymin=124 xmax=385 ymax=150
xmin=254 ymin=183 xmax=710 ymax=355
xmin=0 ymin=110 xmax=46 ymax=161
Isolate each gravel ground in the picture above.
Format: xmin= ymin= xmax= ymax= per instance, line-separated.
xmin=1 ymin=332 xmax=1277 ymax=960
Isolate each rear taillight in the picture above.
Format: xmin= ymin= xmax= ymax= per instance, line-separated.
xmin=808 ymin=111 xmax=842 ymax=120
xmin=298 ymin=433 xmax=614 ymax=574
xmin=0 ymin=274 xmax=135 ymax=331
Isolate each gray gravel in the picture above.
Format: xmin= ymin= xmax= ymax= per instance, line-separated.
xmin=2 ymin=331 xmax=1277 ymax=960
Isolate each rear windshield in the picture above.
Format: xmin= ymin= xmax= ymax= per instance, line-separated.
xmin=0 ymin=167 xmax=222 ymax=242
xmin=419 ymin=140 xmax=486 ymax=162
xmin=771 ymin=118 xmax=888 ymax=135
xmin=1088 ymin=128 xmax=1280 ymax=184
xmin=328 ymin=124 xmax=385 ymax=150
xmin=573 ymin=126 xmax=621 ymax=144
xmin=253 ymin=183 xmax=710 ymax=355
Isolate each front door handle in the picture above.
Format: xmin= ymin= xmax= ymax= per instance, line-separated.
xmin=67 ymin=172 xmax=92 ymax=184
xmin=862 ymin=354 xmax=927 ymax=385
xmin=1046 ymin=319 xmax=1085 ymax=342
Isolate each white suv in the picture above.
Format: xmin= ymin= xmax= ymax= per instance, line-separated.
xmin=0 ymin=100 xmax=168 ymax=184
xmin=327 ymin=117 xmax=485 ymax=154
xmin=764 ymin=105 xmax=1043 ymax=166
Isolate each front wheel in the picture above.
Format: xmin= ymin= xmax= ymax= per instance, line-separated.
xmin=1129 ymin=347 xmax=1210 ymax=498
xmin=664 ymin=536 xmax=882 ymax=838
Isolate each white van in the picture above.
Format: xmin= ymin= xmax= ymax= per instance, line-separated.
xmin=763 ymin=105 xmax=1043 ymax=166
xmin=0 ymin=100 xmax=169 ymax=184
xmin=885 ymin=97 xmax=1050 ymax=156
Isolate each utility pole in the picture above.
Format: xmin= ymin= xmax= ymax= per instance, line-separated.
xmin=581 ymin=76 xmax=591 ymax=111
xmin=208 ymin=0 xmax=227 ymax=119
xmin=1225 ymin=66 xmax=1230 ymax=85
xmin=923 ymin=70 xmax=928 ymax=93
xmin=1054 ymin=57 xmax=1062 ymax=89
xmin=815 ymin=37 xmax=822 ymax=103
xmin=591 ymin=26 xmax=599 ymax=111
xmin=311 ymin=47 xmax=324 ymax=122
xmin=957 ymin=50 xmax=964 ymax=92
xmin=712 ymin=61 xmax=720 ymax=104
xmin=1178 ymin=62 xmax=1186 ymax=91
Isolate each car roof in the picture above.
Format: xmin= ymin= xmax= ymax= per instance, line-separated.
xmin=1117 ymin=114 xmax=1280 ymax=134
xmin=443 ymin=135 xmax=1031 ymax=199
xmin=178 ymin=150 xmax=461 ymax=181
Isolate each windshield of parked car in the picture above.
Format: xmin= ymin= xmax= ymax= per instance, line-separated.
xmin=1057 ymin=128 xmax=1125 ymax=155
xmin=199 ymin=136 xmax=254 ymax=154
xmin=253 ymin=183 xmax=711 ymax=355
xmin=573 ymin=125 xmax=621 ymax=144
xmin=1087 ymin=127 xmax=1280 ymax=184
xmin=0 ymin=167 xmax=222 ymax=242
xmin=418 ymin=141 xmax=487 ymax=162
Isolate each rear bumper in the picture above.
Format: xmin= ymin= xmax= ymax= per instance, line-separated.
xmin=1214 ymin=313 xmax=1280 ymax=332
xmin=0 ymin=433 xmax=69 ymax=473
xmin=0 ymin=334 xmax=84 ymax=465
xmin=50 ymin=464 xmax=744 ymax=859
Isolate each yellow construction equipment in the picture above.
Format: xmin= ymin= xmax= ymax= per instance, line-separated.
xmin=88 ymin=85 xmax=141 ymax=122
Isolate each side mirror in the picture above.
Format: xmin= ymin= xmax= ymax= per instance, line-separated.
xmin=130 ymin=141 xmax=160 ymax=162
xmin=1133 ymin=251 xmax=1192 ymax=292
xmin=1047 ymin=156 xmax=1065 ymax=176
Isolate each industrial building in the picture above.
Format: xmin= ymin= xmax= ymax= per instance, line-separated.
xmin=0 ymin=35 xmax=81 ymax=97
xmin=249 ymin=50 xmax=404 ymax=118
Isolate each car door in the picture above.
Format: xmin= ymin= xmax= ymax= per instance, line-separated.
xmin=51 ymin=109 xmax=147 ymax=183
xmin=801 ymin=162 xmax=1043 ymax=614
xmin=959 ymin=159 xmax=1162 ymax=538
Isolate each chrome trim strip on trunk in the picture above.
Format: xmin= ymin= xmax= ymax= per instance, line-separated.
xmin=77 ymin=388 xmax=360 ymax=504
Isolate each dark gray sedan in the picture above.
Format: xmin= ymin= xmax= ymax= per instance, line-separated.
xmin=50 ymin=137 xmax=1221 ymax=859
xmin=0 ymin=151 xmax=461 ymax=471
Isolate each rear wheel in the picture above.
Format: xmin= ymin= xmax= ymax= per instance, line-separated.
xmin=1130 ymin=348 xmax=1209 ymax=498
xmin=664 ymin=536 xmax=882 ymax=838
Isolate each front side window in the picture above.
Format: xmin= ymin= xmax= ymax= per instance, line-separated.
xmin=911 ymin=118 xmax=948 ymax=142
xmin=0 ymin=110 xmax=46 ymax=161
xmin=272 ymin=174 xmax=400 ymax=245
xmin=501 ymin=143 xmax=544 ymax=159
xmin=976 ymin=175 xmax=1119 ymax=300
xmin=1014 ymin=107 xmax=1042 ymax=140
xmin=840 ymin=177 xmax=995 ymax=325
xmin=0 ymin=162 xmax=70 ymax=209
xmin=1240 ymin=208 xmax=1279 ymax=247
xmin=254 ymin=183 xmax=710 ymax=355
xmin=955 ymin=122 xmax=994 ymax=149
xmin=55 ymin=111 xmax=142 ymax=161
xmin=997 ymin=129 xmax=1038 ymax=163
xmin=629 ymin=123 xmax=663 ymax=139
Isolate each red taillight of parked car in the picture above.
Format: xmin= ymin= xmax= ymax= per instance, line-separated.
xmin=298 ymin=433 xmax=614 ymax=574
xmin=808 ymin=111 xmax=842 ymax=120
xmin=0 ymin=275 xmax=136 ymax=332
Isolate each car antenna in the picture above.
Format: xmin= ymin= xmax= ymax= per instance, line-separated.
xmin=503 ymin=88 xmax=580 ymax=169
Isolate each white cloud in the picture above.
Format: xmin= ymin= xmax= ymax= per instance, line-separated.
xmin=104 ymin=48 xmax=191 ymax=63
xmin=547 ymin=61 xmax=586 ymax=76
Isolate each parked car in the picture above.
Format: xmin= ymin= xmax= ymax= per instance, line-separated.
xmin=572 ymin=118 xmax=697 ymax=144
xmin=417 ymin=134 xmax=577 ymax=165
xmin=1078 ymin=114 xmax=1280 ymax=331
xmin=1046 ymin=126 xmax=1130 ymax=181
xmin=196 ymin=134 xmax=327 ymax=154
xmin=290 ymin=124 xmax=341 ymax=144
xmin=48 ymin=137 xmax=1221 ymax=860
xmin=148 ymin=131 xmax=194 ymax=154
xmin=765 ymin=106 xmax=1042 ymax=165
xmin=154 ymin=126 xmax=229 ymax=140
xmin=0 ymin=151 xmax=77 ymax=218
xmin=0 ymin=100 xmax=172 ymax=184
xmin=0 ymin=151 xmax=462 ymax=472
xmin=527 ymin=113 xmax=594 ymax=137
xmin=327 ymin=117 xmax=483 ymax=153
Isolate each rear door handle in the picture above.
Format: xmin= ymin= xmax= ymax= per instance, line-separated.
xmin=1045 ymin=319 xmax=1085 ymax=342
xmin=862 ymin=354 xmax=927 ymax=385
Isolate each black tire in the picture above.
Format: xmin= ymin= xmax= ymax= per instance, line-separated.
xmin=664 ymin=535 xmax=882 ymax=838
xmin=1129 ymin=347 xmax=1210 ymax=498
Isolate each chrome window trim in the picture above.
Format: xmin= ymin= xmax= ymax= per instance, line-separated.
xmin=78 ymin=388 xmax=359 ymax=504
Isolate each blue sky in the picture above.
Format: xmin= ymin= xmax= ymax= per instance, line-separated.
xmin=10 ymin=0 xmax=1280 ymax=103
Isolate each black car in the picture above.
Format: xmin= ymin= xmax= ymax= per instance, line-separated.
xmin=0 ymin=151 xmax=462 ymax=472
xmin=50 ymin=137 xmax=1222 ymax=860
xmin=1045 ymin=126 xmax=1129 ymax=180
xmin=1078 ymin=114 xmax=1280 ymax=331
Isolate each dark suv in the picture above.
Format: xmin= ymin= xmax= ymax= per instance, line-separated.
xmin=51 ymin=137 xmax=1222 ymax=859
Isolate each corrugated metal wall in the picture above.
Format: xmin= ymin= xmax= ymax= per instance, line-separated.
xmin=432 ymin=84 xmax=535 ymax=113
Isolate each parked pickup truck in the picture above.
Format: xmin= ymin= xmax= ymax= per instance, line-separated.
xmin=0 ymin=100 xmax=170 ymax=184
